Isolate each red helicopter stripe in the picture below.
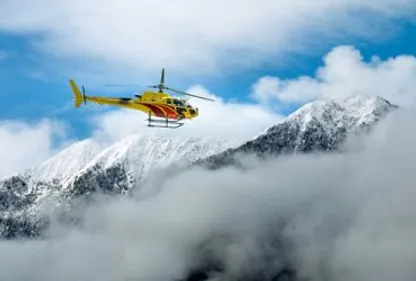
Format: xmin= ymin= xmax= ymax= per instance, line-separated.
xmin=143 ymin=103 xmax=165 ymax=117
xmin=152 ymin=104 xmax=172 ymax=118
xmin=158 ymin=104 xmax=180 ymax=119
xmin=159 ymin=105 xmax=178 ymax=118
xmin=144 ymin=103 xmax=178 ymax=119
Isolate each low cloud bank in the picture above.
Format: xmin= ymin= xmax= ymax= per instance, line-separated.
xmin=1 ymin=110 xmax=416 ymax=281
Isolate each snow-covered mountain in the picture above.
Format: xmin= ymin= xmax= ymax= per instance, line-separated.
xmin=0 ymin=139 xmax=103 ymax=232
xmin=0 ymin=95 xmax=398 ymax=239
xmin=199 ymin=95 xmax=398 ymax=168
xmin=28 ymin=139 xmax=103 ymax=183
xmin=61 ymin=134 xmax=239 ymax=198
xmin=0 ymin=133 xmax=238 ymax=238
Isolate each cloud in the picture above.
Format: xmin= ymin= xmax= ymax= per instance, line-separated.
xmin=0 ymin=119 xmax=68 ymax=178
xmin=1 ymin=109 xmax=416 ymax=281
xmin=0 ymin=0 xmax=415 ymax=77
xmin=251 ymin=45 xmax=416 ymax=108
xmin=90 ymin=84 xmax=281 ymax=144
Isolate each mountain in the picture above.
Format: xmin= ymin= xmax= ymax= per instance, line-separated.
xmin=0 ymin=95 xmax=398 ymax=239
xmin=0 ymin=139 xmax=104 ymax=238
xmin=0 ymin=95 xmax=399 ymax=281
xmin=27 ymin=139 xmax=103 ymax=183
xmin=0 ymin=134 xmax=238 ymax=238
xmin=61 ymin=133 xmax=239 ymax=198
xmin=198 ymin=95 xmax=398 ymax=169
xmin=0 ymin=139 xmax=102 ymax=212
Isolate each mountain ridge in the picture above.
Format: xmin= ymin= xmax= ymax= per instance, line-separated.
xmin=197 ymin=95 xmax=398 ymax=168
xmin=0 ymin=133 xmax=239 ymax=238
xmin=0 ymin=95 xmax=399 ymax=239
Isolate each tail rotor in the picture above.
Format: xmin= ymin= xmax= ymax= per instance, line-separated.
xmin=81 ymin=85 xmax=87 ymax=104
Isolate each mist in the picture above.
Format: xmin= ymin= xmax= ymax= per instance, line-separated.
xmin=1 ymin=110 xmax=416 ymax=281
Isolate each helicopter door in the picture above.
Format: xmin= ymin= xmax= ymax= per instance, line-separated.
xmin=172 ymin=99 xmax=186 ymax=116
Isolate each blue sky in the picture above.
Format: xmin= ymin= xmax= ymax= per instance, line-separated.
xmin=1 ymin=23 xmax=415 ymax=138
xmin=1 ymin=1 xmax=416 ymax=143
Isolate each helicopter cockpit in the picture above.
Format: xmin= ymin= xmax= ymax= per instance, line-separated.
xmin=166 ymin=97 xmax=198 ymax=117
xmin=167 ymin=98 xmax=189 ymax=108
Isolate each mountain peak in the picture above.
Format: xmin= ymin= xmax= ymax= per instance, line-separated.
xmin=290 ymin=95 xmax=394 ymax=120
xmin=266 ymin=95 xmax=397 ymax=135
xmin=27 ymin=138 xmax=103 ymax=183
xmin=200 ymin=95 xmax=398 ymax=168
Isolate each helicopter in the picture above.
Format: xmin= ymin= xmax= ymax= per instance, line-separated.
xmin=69 ymin=68 xmax=214 ymax=129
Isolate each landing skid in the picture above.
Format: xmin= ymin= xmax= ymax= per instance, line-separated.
xmin=146 ymin=112 xmax=184 ymax=129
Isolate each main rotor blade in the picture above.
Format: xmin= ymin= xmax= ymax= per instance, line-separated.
xmin=166 ymin=87 xmax=215 ymax=102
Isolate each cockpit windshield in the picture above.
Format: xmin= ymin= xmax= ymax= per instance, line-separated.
xmin=172 ymin=98 xmax=187 ymax=107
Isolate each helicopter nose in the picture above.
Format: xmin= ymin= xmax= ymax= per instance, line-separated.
xmin=189 ymin=107 xmax=198 ymax=116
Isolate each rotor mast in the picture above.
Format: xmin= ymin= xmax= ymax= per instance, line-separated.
xmin=103 ymin=67 xmax=214 ymax=101
xmin=158 ymin=68 xmax=165 ymax=93
xmin=149 ymin=68 xmax=166 ymax=93
xmin=148 ymin=68 xmax=215 ymax=101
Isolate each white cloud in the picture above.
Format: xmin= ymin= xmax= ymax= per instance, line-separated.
xmin=251 ymin=45 xmax=416 ymax=108
xmin=0 ymin=0 xmax=415 ymax=77
xmin=91 ymin=84 xmax=281 ymax=144
xmin=0 ymin=119 xmax=68 ymax=178
xmin=2 ymin=110 xmax=416 ymax=281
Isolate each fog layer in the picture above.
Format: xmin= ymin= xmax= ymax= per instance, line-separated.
xmin=1 ymin=110 xmax=416 ymax=281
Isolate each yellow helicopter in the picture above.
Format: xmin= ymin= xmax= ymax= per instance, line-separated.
xmin=69 ymin=68 xmax=214 ymax=129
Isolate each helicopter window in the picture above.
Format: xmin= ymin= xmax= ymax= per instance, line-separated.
xmin=167 ymin=99 xmax=172 ymax=104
